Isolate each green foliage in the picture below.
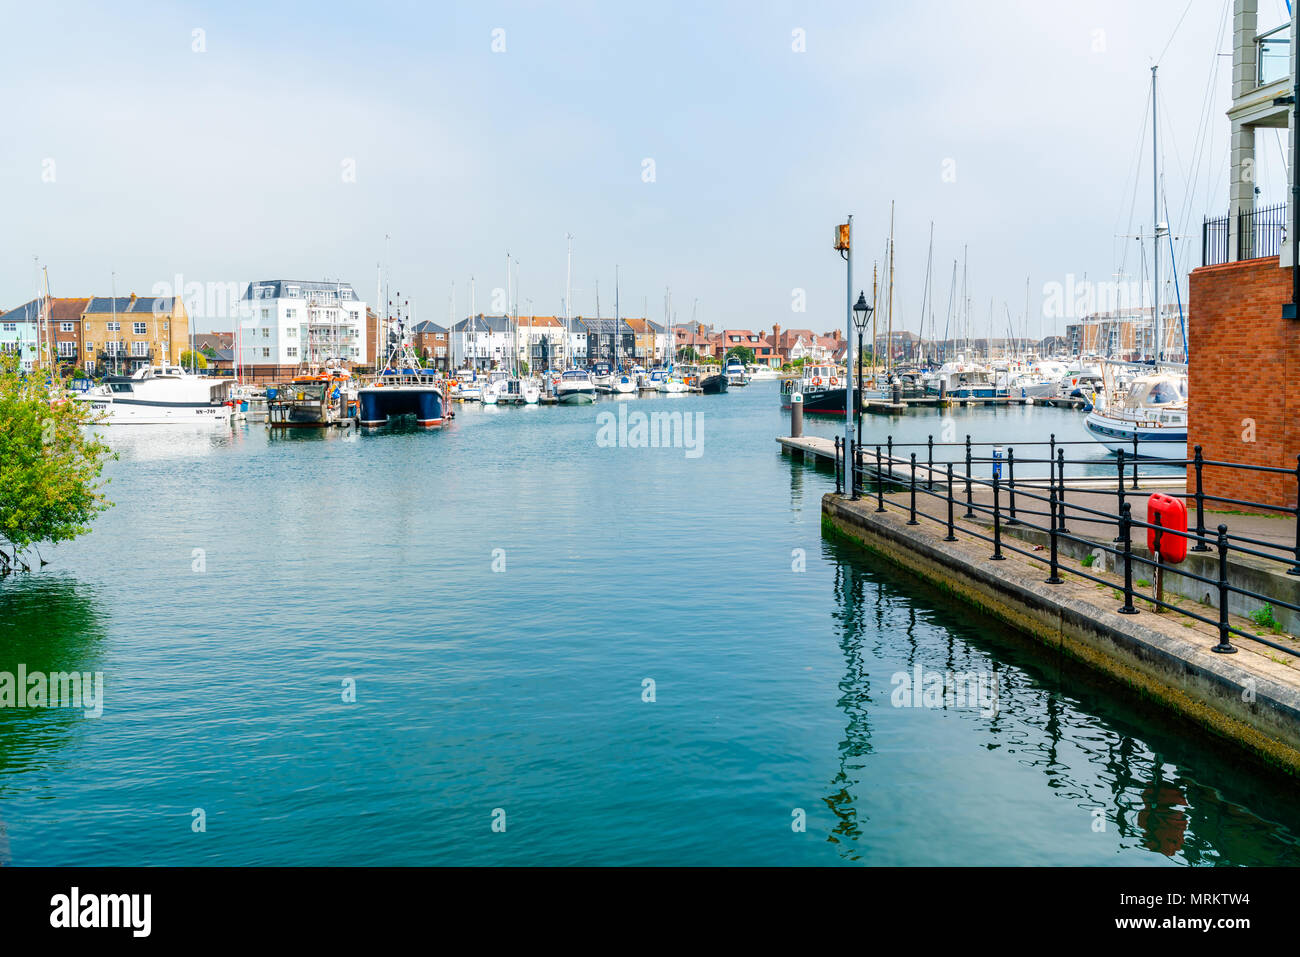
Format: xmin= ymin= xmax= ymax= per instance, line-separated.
xmin=1136 ymin=579 xmax=1152 ymax=588
xmin=726 ymin=346 xmax=755 ymax=365
xmin=180 ymin=349 xmax=208 ymax=370
xmin=1080 ymin=553 xmax=1097 ymax=568
xmin=1251 ymin=604 xmax=1280 ymax=632
xmin=0 ymin=354 xmax=113 ymax=558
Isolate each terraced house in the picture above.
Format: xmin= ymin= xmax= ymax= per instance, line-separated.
xmin=81 ymin=295 xmax=189 ymax=375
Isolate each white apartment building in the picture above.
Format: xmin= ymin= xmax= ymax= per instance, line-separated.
xmin=239 ymin=280 xmax=367 ymax=373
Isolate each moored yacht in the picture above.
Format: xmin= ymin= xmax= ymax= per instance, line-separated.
xmin=1083 ymin=369 xmax=1187 ymax=459
xmin=779 ymin=363 xmax=845 ymax=413
xmin=555 ymin=368 xmax=596 ymax=404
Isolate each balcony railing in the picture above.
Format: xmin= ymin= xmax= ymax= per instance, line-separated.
xmin=1258 ymin=24 xmax=1291 ymax=87
xmin=1202 ymin=202 xmax=1286 ymax=266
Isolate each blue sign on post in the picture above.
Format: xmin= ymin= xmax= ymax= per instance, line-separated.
xmin=991 ymin=446 xmax=1004 ymax=481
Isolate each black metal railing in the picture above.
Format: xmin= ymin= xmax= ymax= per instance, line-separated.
xmin=835 ymin=434 xmax=1300 ymax=656
xmin=1202 ymin=203 xmax=1287 ymax=266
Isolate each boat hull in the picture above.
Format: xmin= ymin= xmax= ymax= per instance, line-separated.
xmin=357 ymin=386 xmax=447 ymax=428
xmin=1083 ymin=411 xmax=1186 ymax=459
xmin=780 ymin=388 xmax=845 ymax=414
xmin=75 ymin=396 xmax=232 ymax=425
xmin=700 ymin=374 xmax=727 ymax=395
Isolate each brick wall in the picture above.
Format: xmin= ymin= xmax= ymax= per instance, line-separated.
xmin=1188 ymin=255 xmax=1299 ymax=508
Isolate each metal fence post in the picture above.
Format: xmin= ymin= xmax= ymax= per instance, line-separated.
xmin=1046 ymin=477 xmax=1062 ymax=584
xmin=835 ymin=436 xmax=842 ymax=494
xmin=1131 ymin=434 xmax=1139 ymax=489
xmin=1291 ymin=455 xmax=1300 ymax=575
xmin=1119 ymin=502 xmax=1138 ymax=614
xmin=991 ymin=471 xmax=1005 ymax=560
xmin=849 ymin=438 xmax=859 ymax=500
xmin=945 ymin=462 xmax=957 ymax=541
xmin=1006 ymin=447 xmax=1018 ymax=525
xmin=908 ymin=453 xmax=919 ymax=525
xmin=1213 ymin=524 xmax=1237 ymax=653
xmin=1115 ymin=447 xmax=1126 ymax=543
xmin=875 ymin=443 xmax=885 ymax=513
xmin=1057 ymin=447 xmax=1068 ymax=534
xmin=964 ymin=435 xmax=975 ymax=518
xmin=927 ymin=435 xmax=934 ymax=491
xmin=1191 ymin=445 xmax=1209 ymax=551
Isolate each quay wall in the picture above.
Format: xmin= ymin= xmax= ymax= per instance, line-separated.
xmin=822 ymin=493 xmax=1300 ymax=776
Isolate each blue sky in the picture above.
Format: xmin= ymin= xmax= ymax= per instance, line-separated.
xmin=0 ymin=0 xmax=1292 ymax=338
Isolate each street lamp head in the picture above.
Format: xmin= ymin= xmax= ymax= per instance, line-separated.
xmin=851 ymin=291 xmax=873 ymax=331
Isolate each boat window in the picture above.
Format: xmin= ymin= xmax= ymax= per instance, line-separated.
xmin=1148 ymin=381 xmax=1179 ymax=405
xmin=109 ymin=383 xmax=133 ymax=393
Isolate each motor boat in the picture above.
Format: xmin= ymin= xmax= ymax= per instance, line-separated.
xmin=724 ymin=356 xmax=749 ymax=386
xmin=555 ymin=368 xmax=596 ymax=404
xmin=779 ymin=364 xmax=846 ymax=413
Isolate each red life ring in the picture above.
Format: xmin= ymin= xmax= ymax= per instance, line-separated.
xmin=830 ymin=376 xmax=838 ymax=386
xmin=813 ymin=377 xmax=822 ymax=386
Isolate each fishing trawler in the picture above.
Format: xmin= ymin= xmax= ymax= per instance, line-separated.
xmin=357 ymin=340 xmax=451 ymax=428
xmin=74 ymin=363 xmax=236 ymax=424
xmin=267 ymin=368 xmax=358 ymax=428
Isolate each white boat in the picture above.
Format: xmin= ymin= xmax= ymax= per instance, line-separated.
xmin=748 ymin=365 xmax=780 ymax=381
xmin=1083 ymin=369 xmax=1187 ymax=459
xmin=724 ymin=357 xmax=749 ymax=386
xmin=555 ymin=368 xmax=596 ymax=404
xmin=74 ymin=364 xmax=234 ymax=424
xmin=590 ymin=361 xmax=615 ymax=394
xmin=642 ymin=367 xmax=668 ymax=391
xmin=521 ymin=376 xmax=541 ymax=404
xmin=612 ymin=371 xmax=637 ymax=394
xmin=452 ymin=368 xmax=482 ymax=401
xmin=657 ymin=372 xmax=689 ymax=394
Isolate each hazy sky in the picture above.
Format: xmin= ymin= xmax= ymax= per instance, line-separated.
xmin=1 ymin=0 xmax=1292 ymax=338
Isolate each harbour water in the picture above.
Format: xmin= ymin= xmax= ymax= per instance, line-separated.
xmin=3 ymin=382 xmax=1300 ymax=865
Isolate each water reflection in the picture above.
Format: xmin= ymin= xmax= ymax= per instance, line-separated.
xmin=0 ymin=576 xmax=107 ymax=781
xmin=824 ymin=558 xmax=874 ymax=859
xmin=824 ymin=534 xmax=1300 ymax=864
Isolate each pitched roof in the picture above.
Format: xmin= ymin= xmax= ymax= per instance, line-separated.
xmin=450 ymin=314 xmax=513 ymax=333
xmin=50 ymin=297 xmax=90 ymax=320
xmin=243 ymin=280 xmax=361 ymax=302
xmin=410 ymin=320 xmax=448 ymax=334
xmin=84 ymin=296 xmax=180 ymax=314
xmin=0 ymin=300 xmax=41 ymax=322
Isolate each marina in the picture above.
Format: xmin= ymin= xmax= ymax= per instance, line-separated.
xmin=6 ymin=0 xmax=1300 ymax=930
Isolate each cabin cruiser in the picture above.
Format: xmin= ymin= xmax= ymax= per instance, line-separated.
xmin=74 ymin=363 xmax=235 ymax=424
xmin=724 ymin=356 xmax=749 ymax=387
xmin=779 ymin=364 xmax=846 ymax=413
xmin=482 ymin=370 xmax=518 ymax=405
xmin=590 ymin=361 xmax=615 ymax=394
xmin=642 ymin=367 xmax=669 ymax=391
xmin=924 ymin=358 xmax=1000 ymax=399
xmin=555 ymin=368 xmax=597 ymax=404
xmin=1083 ymin=369 xmax=1187 ymax=459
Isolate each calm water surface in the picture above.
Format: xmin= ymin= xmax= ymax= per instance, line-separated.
xmin=1 ymin=381 xmax=1298 ymax=865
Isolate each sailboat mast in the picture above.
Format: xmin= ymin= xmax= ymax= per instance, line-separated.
xmin=614 ymin=264 xmax=620 ymax=371
xmin=886 ymin=201 xmax=895 ymax=379
xmin=565 ymin=234 xmax=573 ymax=369
xmin=1151 ymin=64 xmax=1162 ymax=364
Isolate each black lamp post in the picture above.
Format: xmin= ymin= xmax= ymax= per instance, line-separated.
xmin=852 ymin=291 xmax=874 ymax=448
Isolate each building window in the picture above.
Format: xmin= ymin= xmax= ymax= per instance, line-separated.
xmin=107 ymin=321 xmax=120 ymax=331
xmin=60 ymin=321 xmax=75 ymax=332
xmin=263 ymin=328 xmax=270 ymax=337
xmin=1 ymin=322 xmax=14 ymax=332
xmin=133 ymin=322 xmax=147 ymax=335
xmin=286 ymin=308 xmax=296 ymax=319
xmin=286 ymin=327 xmax=297 ymax=338
xmin=85 ymin=342 xmax=94 ymax=352
xmin=286 ymin=346 xmax=298 ymax=358
xmin=262 ymin=347 xmax=270 ymax=358
xmin=57 ymin=341 xmax=77 ymax=357
xmin=262 ymin=309 xmax=270 ymax=319
xmin=131 ymin=340 xmax=149 ymax=357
